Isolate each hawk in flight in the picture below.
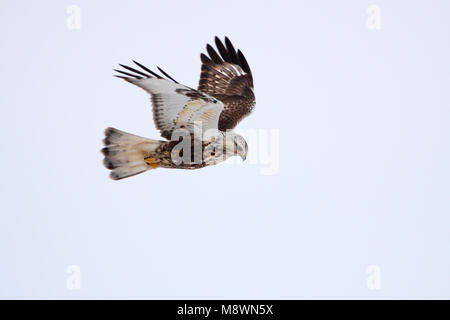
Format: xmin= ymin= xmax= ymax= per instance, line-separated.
xmin=102 ymin=37 xmax=255 ymax=180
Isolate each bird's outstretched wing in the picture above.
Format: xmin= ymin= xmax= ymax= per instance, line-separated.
xmin=115 ymin=62 xmax=224 ymax=140
xmin=198 ymin=37 xmax=255 ymax=131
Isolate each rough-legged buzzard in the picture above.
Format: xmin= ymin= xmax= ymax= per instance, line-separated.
xmin=102 ymin=37 xmax=255 ymax=180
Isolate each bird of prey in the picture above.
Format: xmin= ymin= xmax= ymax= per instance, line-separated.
xmin=102 ymin=37 xmax=255 ymax=180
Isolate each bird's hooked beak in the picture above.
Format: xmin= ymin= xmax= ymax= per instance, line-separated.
xmin=241 ymin=152 xmax=247 ymax=161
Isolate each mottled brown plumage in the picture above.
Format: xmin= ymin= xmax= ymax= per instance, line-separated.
xmin=198 ymin=37 xmax=255 ymax=131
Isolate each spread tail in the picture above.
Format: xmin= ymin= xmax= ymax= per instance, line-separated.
xmin=101 ymin=127 xmax=164 ymax=180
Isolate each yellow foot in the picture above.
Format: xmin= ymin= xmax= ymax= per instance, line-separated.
xmin=144 ymin=156 xmax=159 ymax=168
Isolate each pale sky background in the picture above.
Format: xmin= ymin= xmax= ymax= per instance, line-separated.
xmin=0 ymin=0 xmax=449 ymax=299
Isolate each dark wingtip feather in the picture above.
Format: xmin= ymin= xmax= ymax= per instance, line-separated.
xmin=237 ymin=49 xmax=252 ymax=75
xmin=114 ymin=69 xmax=142 ymax=79
xmin=119 ymin=64 xmax=150 ymax=78
xmin=200 ymin=53 xmax=212 ymax=64
xmin=206 ymin=44 xmax=223 ymax=64
xmin=156 ymin=66 xmax=179 ymax=83
xmin=132 ymin=60 xmax=163 ymax=79
xmin=224 ymin=37 xmax=240 ymax=65
xmin=215 ymin=36 xmax=230 ymax=62
xmin=224 ymin=36 xmax=233 ymax=49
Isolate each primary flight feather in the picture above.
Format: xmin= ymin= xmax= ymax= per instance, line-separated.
xmin=102 ymin=37 xmax=255 ymax=180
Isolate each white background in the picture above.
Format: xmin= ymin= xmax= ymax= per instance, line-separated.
xmin=0 ymin=0 xmax=449 ymax=299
